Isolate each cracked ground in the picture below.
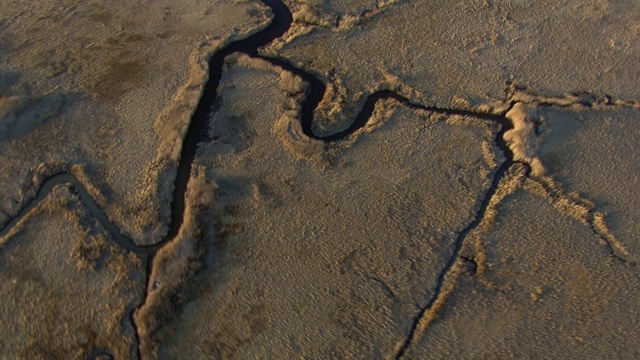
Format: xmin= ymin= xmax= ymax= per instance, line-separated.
xmin=1 ymin=0 xmax=639 ymax=359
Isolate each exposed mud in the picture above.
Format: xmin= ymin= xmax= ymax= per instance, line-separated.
xmin=2 ymin=0 xmax=637 ymax=358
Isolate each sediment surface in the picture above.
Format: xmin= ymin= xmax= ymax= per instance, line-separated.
xmin=1 ymin=0 xmax=638 ymax=358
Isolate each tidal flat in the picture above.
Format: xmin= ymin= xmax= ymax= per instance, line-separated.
xmin=1 ymin=0 xmax=639 ymax=358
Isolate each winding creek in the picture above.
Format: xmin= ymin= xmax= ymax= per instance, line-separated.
xmin=0 ymin=0 xmax=517 ymax=358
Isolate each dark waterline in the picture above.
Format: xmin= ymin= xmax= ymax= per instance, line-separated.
xmin=0 ymin=0 xmax=513 ymax=254
xmin=0 ymin=0 xmax=300 ymax=253
xmin=0 ymin=2 xmax=517 ymax=358
xmin=167 ymin=0 xmax=298 ymax=245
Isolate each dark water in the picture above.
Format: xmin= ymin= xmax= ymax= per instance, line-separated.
xmin=0 ymin=2 xmax=516 ymax=357
xmin=0 ymin=0 xmax=513 ymax=254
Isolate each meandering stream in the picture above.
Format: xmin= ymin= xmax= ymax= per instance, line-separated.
xmin=0 ymin=1 xmax=516 ymax=358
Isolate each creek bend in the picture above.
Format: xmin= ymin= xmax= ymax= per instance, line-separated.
xmin=0 ymin=0 xmax=513 ymax=255
xmin=0 ymin=0 xmax=516 ymax=358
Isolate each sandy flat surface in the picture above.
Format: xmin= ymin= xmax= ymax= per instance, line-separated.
xmin=0 ymin=0 xmax=269 ymax=245
xmin=273 ymin=0 xmax=640 ymax=135
xmin=156 ymin=57 xmax=500 ymax=358
xmin=538 ymin=107 xmax=640 ymax=258
xmin=0 ymin=0 xmax=639 ymax=359
xmin=414 ymin=186 xmax=640 ymax=358
xmin=0 ymin=185 xmax=145 ymax=359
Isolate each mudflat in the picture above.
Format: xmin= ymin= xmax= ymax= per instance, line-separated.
xmin=1 ymin=0 xmax=638 ymax=359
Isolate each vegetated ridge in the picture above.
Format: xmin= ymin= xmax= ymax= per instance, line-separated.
xmin=0 ymin=0 xmax=531 ymax=358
